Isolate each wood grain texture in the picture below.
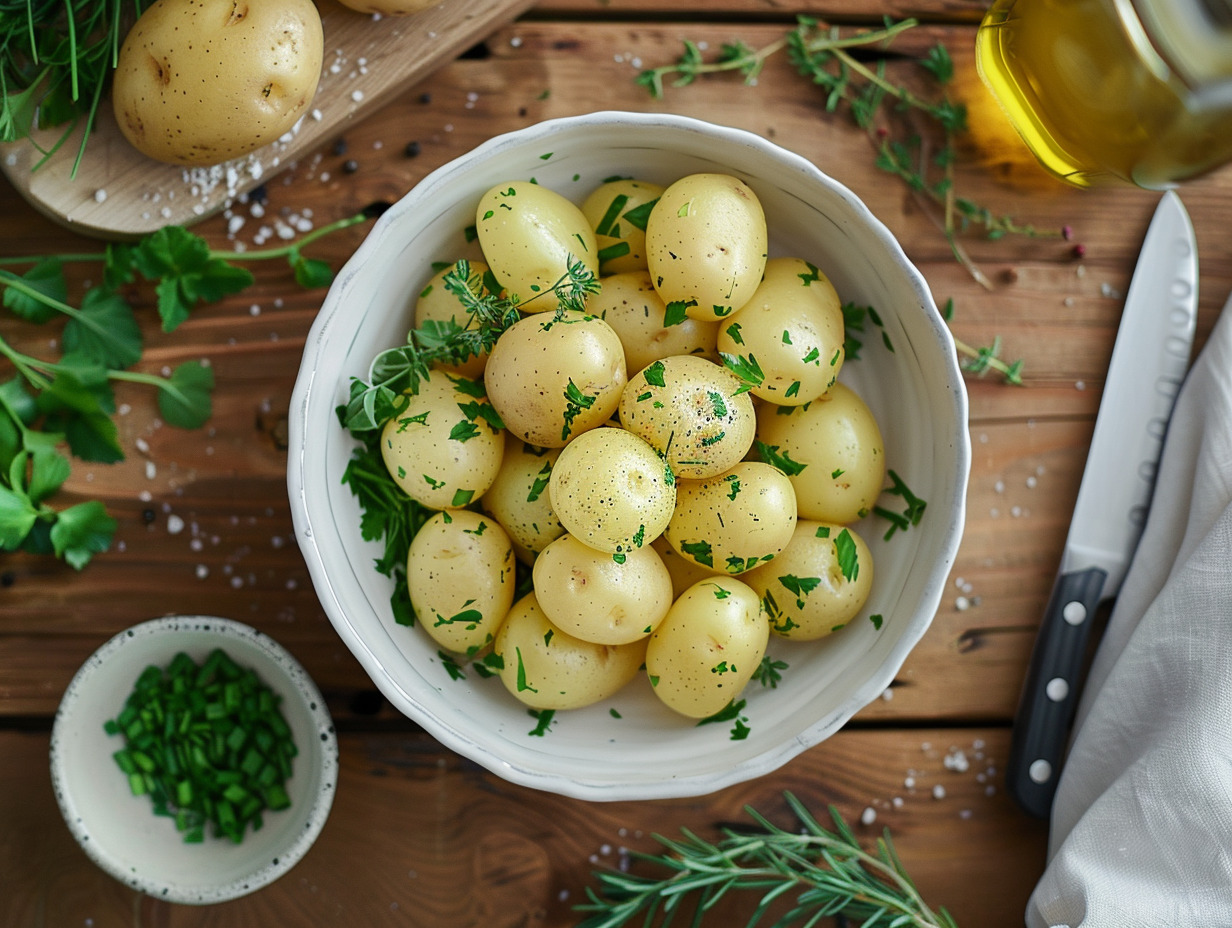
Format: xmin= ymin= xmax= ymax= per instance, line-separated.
xmin=0 ymin=0 xmax=536 ymax=238
xmin=2 ymin=6 xmax=1232 ymax=926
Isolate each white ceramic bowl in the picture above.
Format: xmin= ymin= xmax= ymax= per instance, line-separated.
xmin=288 ymin=111 xmax=969 ymax=801
xmin=50 ymin=616 xmax=338 ymax=903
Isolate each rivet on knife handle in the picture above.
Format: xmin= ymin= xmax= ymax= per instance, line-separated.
xmin=1007 ymin=566 xmax=1107 ymax=819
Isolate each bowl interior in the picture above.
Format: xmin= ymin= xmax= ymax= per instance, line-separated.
xmin=50 ymin=617 xmax=338 ymax=903
xmin=289 ymin=112 xmax=969 ymax=800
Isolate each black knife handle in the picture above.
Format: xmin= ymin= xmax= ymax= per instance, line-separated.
xmin=1007 ymin=566 xmax=1108 ymax=819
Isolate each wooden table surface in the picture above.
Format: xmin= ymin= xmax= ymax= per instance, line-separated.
xmin=4 ymin=2 xmax=1231 ymax=925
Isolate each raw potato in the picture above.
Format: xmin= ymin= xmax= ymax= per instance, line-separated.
xmin=548 ymin=427 xmax=676 ymax=557
xmin=112 ymin=0 xmax=324 ymax=165
xmin=754 ymin=382 xmax=886 ymax=524
xmin=533 ymin=534 xmax=673 ymax=645
xmin=407 ymin=511 xmax=516 ymax=654
xmin=494 ymin=592 xmax=646 ymax=710
xmin=646 ymin=173 xmax=768 ymax=321
xmin=645 ymin=577 xmax=768 ymax=719
xmin=592 ymin=271 xmax=719 ymax=373
xmin=666 ymin=461 xmax=798 ymax=575
xmin=414 ymin=260 xmax=499 ymax=380
xmin=581 ymin=179 xmax=665 ymax=275
xmin=716 ymin=258 xmax=845 ymax=406
xmin=481 ymin=434 xmax=565 ymax=564
xmin=617 ymin=355 xmax=755 ymax=480
xmin=743 ymin=521 xmax=874 ymax=640
xmin=379 ymin=370 xmax=504 ymax=510
xmin=476 ymin=181 xmax=600 ymax=313
xmin=335 ymin=0 xmax=438 ymax=14
xmin=483 ymin=310 xmax=627 ymax=448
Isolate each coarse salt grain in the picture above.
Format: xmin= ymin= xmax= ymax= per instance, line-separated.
xmin=860 ymin=807 xmax=877 ymax=826
xmin=94 ymin=189 xmax=107 ymax=203
xmin=932 ymin=784 xmax=946 ymax=799
xmin=167 ymin=515 xmax=185 ymax=535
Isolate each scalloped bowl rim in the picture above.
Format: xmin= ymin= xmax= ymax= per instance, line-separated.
xmin=288 ymin=111 xmax=970 ymax=801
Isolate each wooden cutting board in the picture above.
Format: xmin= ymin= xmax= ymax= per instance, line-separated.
xmin=0 ymin=0 xmax=535 ymax=241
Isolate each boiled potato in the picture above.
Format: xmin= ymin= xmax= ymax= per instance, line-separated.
xmin=548 ymin=427 xmax=676 ymax=557
xmin=414 ymin=260 xmax=500 ymax=380
xmin=407 ymin=510 xmax=516 ymax=654
xmin=592 ymin=271 xmax=719 ymax=373
xmin=476 ymin=181 xmax=599 ymax=313
xmin=379 ymin=370 xmax=504 ymax=509
xmin=665 ymin=461 xmax=797 ymax=575
xmin=481 ymin=434 xmax=565 ymax=564
xmin=533 ymin=534 xmax=673 ymax=645
xmin=742 ymin=521 xmax=874 ymax=640
xmin=113 ymin=0 xmax=324 ymax=165
xmin=645 ymin=577 xmax=768 ymax=719
xmin=645 ymin=173 xmax=768 ymax=321
xmin=754 ymin=382 xmax=885 ymax=524
xmin=335 ymin=0 xmax=438 ymax=14
xmin=716 ymin=258 xmax=845 ymax=406
xmin=581 ymin=179 xmax=665 ymax=275
xmin=651 ymin=535 xmax=722 ymax=599
xmin=494 ymin=592 xmax=646 ymax=710
xmin=484 ymin=310 xmax=626 ymax=448
xmin=617 ymin=355 xmax=755 ymax=480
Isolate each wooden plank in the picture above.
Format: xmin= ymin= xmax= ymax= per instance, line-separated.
xmin=0 ymin=0 xmax=537 ymax=239
xmin=1 ymin=726 xmax=1047 ymax=927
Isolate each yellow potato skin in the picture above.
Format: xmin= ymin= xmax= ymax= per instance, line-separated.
xmin=742 ymin=521 xmax=874 ymax=641
xmin=112 ymin=0 xmax=323 ymax=165
xmin=407 ymin=511 xmax=516 ymax=654
xmin=617 ymin=355 xmax=755 ymax=480
xmin=494 ymin=592 xmax=646 ymax=710
xmin=646 ymin=173 xmax=768 ymax=321
xmin=754 ymin=382 xmax=886 ymax=524
xmin=645 ymin=577 xmax=768 ymax=719
xmin=665 ymin=461 xmax=797 ymax=575
xmin=379 ymin=370 xmax=504 ymax=510
xmin=533 ymin=534 xmax=673 ymax=645
xmin=476 ymin=182 xmax=599 ymax=314
xmin=581 ymin=179 xmax=665 ymax=275
xmin=483 ymin=311 xmax=627 ymax=449
xmin=593 ymin=271 xmax=719 ymax=374
xmin=547 ymin=427 xmax=676 ymax=556
xmin=481 ymin=434 xmax=565 ymax=564
xmin=716 ymin=257 xmax=846 ymax=406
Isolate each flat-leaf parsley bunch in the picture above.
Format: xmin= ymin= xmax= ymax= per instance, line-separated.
xmin=0 ymin=211 xmax=370 ymax=568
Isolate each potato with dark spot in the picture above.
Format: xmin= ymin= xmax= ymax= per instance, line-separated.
xmin=112 ymin=0 xmax=323 ymax=165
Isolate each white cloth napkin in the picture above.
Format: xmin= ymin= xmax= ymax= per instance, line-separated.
xmin=1026 ymin=293 xmax=1232 ymax=927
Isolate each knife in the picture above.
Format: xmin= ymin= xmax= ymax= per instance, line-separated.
xmin=1006 ymin=191 xmax=1198 ymax=819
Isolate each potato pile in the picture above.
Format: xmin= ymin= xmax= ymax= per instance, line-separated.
xmin=382 ymin=173 xmax=886 ymax=720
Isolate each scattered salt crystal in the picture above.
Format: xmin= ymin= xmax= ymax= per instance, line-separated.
xmin=1026 ymin=475 xmax=1037 ymax=488
xmin=510 ymin=36 xmax=523 ymax=47
xmin=93 ymin=189 xmax=107 ymax=203
xmin=286 ymin=579 xmax=298 ymax=591
xmin=1011 ymin=506 xmax=1023 ymax=518
xmin=195 ymin=565 xmax=209 ymax=579
xmin=944 ymin=749 xmax=970 ymax=772
xmin=351 ymin=90 xmax=365 ymax=103
xmin=904 ymin=776 xmax=915 ymax=789
xmin=230 ymin=576 xmax=243 ymax=589
xmin=1075 ymin=380 xmax=1086 ymax=391
xmin=139 ymin=490 xmax=152 ymax=502
xmin=145 ymin=461 xmax=156 ymax=480
xmin=135 ymin=437 xmax=150 ymax=454
xmin=994 ymin=479 xmax=1005 ymax=493
xmin=959 ymin=809 xmax=973 ymax=820
xmin=954 ymin=576 xmax=965 ymax=589
xmin=167 ymin=515 xmax=185 ymax=535
xmin=190 ymin=538 xmax=204 ymax=551
xmin=955 ymin=596 xmax=970 ymax=611
xmin=249 ymin=304 xmax=261 ymax=316
xmin=932 ymin=784 xmax=946 ymax=799
xmin=860 ymin=807 xmax=877 ymax=826
xmin=880 ymin=687 xmax=893 ymax=701
xmin=228 ymin=215 xmax=245 ymax=234
xmin=892 ymin=796 xmax=904 ymax=809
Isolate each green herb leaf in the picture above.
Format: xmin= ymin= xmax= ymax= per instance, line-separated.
xmin=157 ymin=361 xmax=214 ymax=430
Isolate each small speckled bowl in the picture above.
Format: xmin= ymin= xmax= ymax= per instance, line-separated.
xmin=49 ymin=616 xmax=338 ymax=904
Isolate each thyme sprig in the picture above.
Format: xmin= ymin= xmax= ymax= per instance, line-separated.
xmin=637 ymin=15 xmax=1060 ymax=288
xmin=576 ymin=791 xmax=957 ymax=928
xmin=340 ymin=255 xmax=600 ymax=434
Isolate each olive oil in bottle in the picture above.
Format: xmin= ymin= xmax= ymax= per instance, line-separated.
xmin=976 ymin=0 xmax=1232 ymax=189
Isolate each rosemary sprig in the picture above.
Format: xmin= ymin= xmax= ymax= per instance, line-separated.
xmin=576 ymin=791 xmax=957 ymax=928
xmin=637 ymin=15 xmax=1061 ymax=288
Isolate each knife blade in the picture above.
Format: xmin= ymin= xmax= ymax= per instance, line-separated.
xmin=1007 ymin=191 xmax=1198 ymax=819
